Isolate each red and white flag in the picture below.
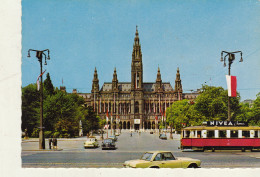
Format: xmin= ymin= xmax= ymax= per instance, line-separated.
xmin=226 ymin=75 xmax=237 ymax=97
xmin=106 ymin=109 xmax=109 ymax=123
xmin=36 ymin=70 xmax=46 ymax=91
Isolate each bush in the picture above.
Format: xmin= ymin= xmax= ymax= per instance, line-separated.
xmin=31 ymin=128 xmax=39 ymax=138
xmin=53 ymin=132 xmax=60 ymax=138
xmin=61 ymin=133 xmax=70 ymax=138
xmin=44 ymin=131 xmax=52 ymax=138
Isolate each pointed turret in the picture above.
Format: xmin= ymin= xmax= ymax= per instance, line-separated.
xmin=175 ymin=67 xmax=182 ymax=92
xmin=112 ymin=67 xmax=119 ymax=91
xmin=156 ymin=67 xmax=162 ymax=81
xmin=132 ymin=25 xmax=142 ymax=60
xmin=155 ymin=66 xmax=163 ymax=92
xmin=91 ymin=67 xmax=99 ymax=93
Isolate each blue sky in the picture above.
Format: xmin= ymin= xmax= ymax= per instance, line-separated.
xmin=22 ymin=0 xmax=260 ymax=101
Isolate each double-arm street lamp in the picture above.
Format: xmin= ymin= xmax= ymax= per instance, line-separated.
xmin=27 ymin=49 xmax=50 ymax=149
xmin=220 ymin=51 xmax=243 ymax=121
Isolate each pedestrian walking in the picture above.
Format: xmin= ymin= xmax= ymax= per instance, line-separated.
xmin=49 ymin=138 xmax=53 ymax=149
xmin=53 ymin=138 xmax=58 ymax=150
xmin=130 ymin=132 xmax=132 ymax=137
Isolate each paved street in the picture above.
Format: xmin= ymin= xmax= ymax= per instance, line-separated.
xmin=22 ymin=131 xmax=260 ymax=168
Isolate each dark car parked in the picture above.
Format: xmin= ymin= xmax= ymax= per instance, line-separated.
xmin=108 ymin=135 xmax=118 ymax=141
xmin=159 ymin=134 xmax=167 ymax=140
xmin=102 ymin=139 xmax=116 ymax=150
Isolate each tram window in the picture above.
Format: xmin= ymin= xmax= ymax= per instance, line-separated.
xmin=255 ymin=131 xmax=258 ymax=138
xmin=207 ymin=131 xmax=214 ymax=138
xmin=219 ymin=131 xmax=226 ymax=138
xmin=185 ymin=131 xmax=190 ymax=138
xmin=197 ymin=131 xmax=201 ymax=138
xmin=242 ymin=131 xmax=250 ymax=138
xmin=231 ymin=130 xmax=238 ymax=138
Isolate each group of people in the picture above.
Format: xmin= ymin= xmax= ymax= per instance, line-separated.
xmin=130 ymin=130 xmax=141 ymax=137
xmin=49 ymin=137 xmax=58 ymax=150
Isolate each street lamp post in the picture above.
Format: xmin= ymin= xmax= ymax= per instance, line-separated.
xmin=220 ymin=51 xmax=242 ymax=121
xmin=27 ymin=49 xmax=50 ymax=149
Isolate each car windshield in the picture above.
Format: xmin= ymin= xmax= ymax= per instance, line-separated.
xmin=86 ymin=138 xmax=95 ymax=142
xmin=140 ymin=153 xmax=153 ymax=161
xmin=104 ymin=139 xmax=113 ymax=143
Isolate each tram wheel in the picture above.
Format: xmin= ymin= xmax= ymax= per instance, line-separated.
xmin=212 ymin=148 xmax=215 ymax=152
xmin=241 ymin=148 xmax=245 ymax=152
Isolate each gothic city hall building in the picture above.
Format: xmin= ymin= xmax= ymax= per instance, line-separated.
xmin=73 ymin=28 xmax=199 ymax=130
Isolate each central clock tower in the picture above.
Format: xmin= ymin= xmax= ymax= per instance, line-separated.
xmin=131 ymin=26 xmax=143 ymax=90
xmin=130 ymin=26 xmax=144 ymax=130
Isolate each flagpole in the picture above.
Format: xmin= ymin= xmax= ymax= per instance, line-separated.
xmin=106 ymin=109 xmax=109 ymax=138
xmin=107 ymin=126 xmax=108 ymax=138
xmin=111 ymin=112 xmax=113 ymax=135
xmin=220 ymin=51 xmax=243 ymax=121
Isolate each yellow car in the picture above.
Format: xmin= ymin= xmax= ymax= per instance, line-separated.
xmin=123 ymin=151 xmax=201 ymax=168
xmin=84 ymin=138 xmax=99 ymax=148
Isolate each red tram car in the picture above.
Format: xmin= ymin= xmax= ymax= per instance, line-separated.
xmin=180 ymin=121 xmax=260 ymax=152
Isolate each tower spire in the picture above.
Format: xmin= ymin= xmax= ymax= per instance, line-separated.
xmin=92 ymin=67 xmax=99 ymax=93
xmin=131 ymin=26 xmax=143 ymax=90
xmin=155 ymin=66 xmax=162 ymax=92
xmin=134 ymin=25 xmax=140 ymax=45
xmin=175 ymin=67 xmax=182 ymax=92
xmin=112 ymin=67 xmax=118 ymax=91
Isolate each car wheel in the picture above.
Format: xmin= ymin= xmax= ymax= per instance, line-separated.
xmin=188 ymin=164 xmax=198 ymax=168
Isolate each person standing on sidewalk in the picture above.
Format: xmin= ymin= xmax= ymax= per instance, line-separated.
xmin=53 ymin=137 xmax=58 ymax=150
xmin=49 ymin=138 xmax=53 ymax=149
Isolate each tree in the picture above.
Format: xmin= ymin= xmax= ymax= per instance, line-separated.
xmin=250 ymin=93 xmax=260 ymax=126
xmin=22 ymin=84 xmax=40 ymax=136
xmin=43 ymin=73 xmax=54 ymax=96
xmin=194 ymin=85 xmax=240 ymax=121
xmin=235 ymin=102 xmax=252 ymax=123
xmin=99 ymin=119 xmax=106 ymax=139
xmin=166 ymin=99 xmax=191 ymax=132
xmin=81 ymin=106 xmax=100 ymax=136
xmin=43 ymin=91 xmax=83 ymax=137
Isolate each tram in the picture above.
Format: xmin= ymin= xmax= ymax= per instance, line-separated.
xmin=180 ymin=121 xmax=260 ymax=152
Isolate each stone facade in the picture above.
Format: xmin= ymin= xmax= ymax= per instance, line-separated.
xmin=74 ymin=27 xmax=199 ymax=130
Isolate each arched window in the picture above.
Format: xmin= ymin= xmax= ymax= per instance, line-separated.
xmin=137 ymin=73 xmax=140 ymax=88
